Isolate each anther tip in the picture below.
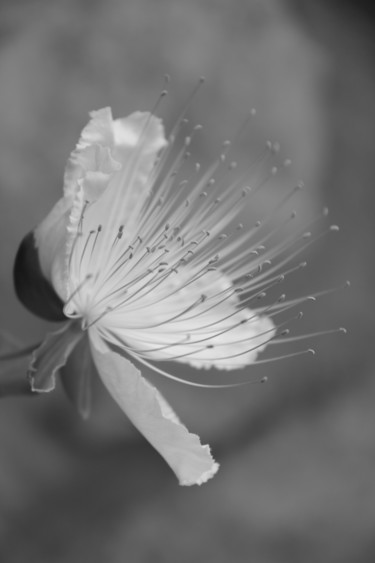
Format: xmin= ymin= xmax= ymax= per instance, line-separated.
xmin=339 ymin=327 xmax=347 ymax=334
xmin=345 ymin=280 xmax=351 ymax=288
xmin=308 ymin=348 xmax=316 ymax=356
xmin=330 ymin=224 xmax=340 ymax=232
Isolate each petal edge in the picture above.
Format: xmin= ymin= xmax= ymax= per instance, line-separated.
xmin=89 ymin=330 xmax=219 ymax=486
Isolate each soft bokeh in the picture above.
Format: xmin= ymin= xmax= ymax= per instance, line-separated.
xmin=0 ymin=0 xmax=373 ymax=561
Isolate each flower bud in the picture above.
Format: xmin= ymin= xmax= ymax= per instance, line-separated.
xmin=13 ymin=231 xmax=66 ymax=321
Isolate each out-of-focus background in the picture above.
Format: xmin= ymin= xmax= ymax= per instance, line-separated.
xmin=0 ymin=0 xmax=374 ymax=561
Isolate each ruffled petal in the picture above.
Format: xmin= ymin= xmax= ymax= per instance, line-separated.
xmin=65 ymin=112 xmax=168 ymax=315
xmin=34 ymin=108 xmax=121 ymax=299
xmin=28 ymin=322 xmax=83 ymax=392
xmin=89 ymin=330 xmax=219 ymax=486
xmin=112 ymin=111 xmax=167 ymax=157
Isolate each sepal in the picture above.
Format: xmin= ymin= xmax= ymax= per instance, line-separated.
xmin=13 ymin=231 xmax=66 ymax=321
xmin=28 ymin=322 xmax=83 ymax=392
xmin=60 ymin=335 xmax=95 ymax=419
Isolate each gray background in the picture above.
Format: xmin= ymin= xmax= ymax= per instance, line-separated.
xmin=0 ymin=1 xmax=373 ymax=561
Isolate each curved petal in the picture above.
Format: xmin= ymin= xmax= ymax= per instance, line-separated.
xmin=28 ymin=322 xmax=83 ymax=392
xmin=100 ymin=269 xmax=275 ymax=370
xmin=34 ymin=108 xmax=121 ymax=299
xmin=89 ymin=330 xmax=219 ymax=486
xmin=64 ymin=112 xmax=168 ymax=314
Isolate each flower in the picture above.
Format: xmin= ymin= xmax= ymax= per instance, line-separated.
xmin=13 ymin=105 xmax=328 ymax=486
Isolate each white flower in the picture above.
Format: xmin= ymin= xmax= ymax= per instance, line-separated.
xmin=14 ymin=106 xmax=291 ymax=486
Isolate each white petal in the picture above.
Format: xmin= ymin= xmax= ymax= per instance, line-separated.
xmin=112 ymin=111 xmax=167 ymax=156
xmin=81 ymin=112 xmax=167 ymax=239
xmin=33 ymin=198 xmax=71 ymax=297
xmin=34 ymin=108 xmax=121 ymax=299
xmin=101 ymin=269 xmax=275 ymax=370
xmin=66 ymin=112 xmax=168 ymax=312
xmin=89 ymin=330 xmax=219 ymax=486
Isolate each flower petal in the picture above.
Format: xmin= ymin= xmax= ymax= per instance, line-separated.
xmin=83 ymin=111 xmax=167 ymax=240
xmin=60 ymin=334 xmax=94 ymax=419
xmin=100 ymin=269 xmax=275 ymax=370
xmin=89 ymin=330 xmax=219 ymax=486
xmin=65 ymin=111 xmax=168 ymax=315
xmin=34 ymin=108 xmax=121 ymax=300
xmin=28 ymin=322 xmax=83 ymax=392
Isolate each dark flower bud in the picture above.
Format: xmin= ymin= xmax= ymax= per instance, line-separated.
xmin=13 ymin=231 xmax=66 ymax=322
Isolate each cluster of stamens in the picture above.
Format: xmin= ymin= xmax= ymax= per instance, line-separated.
xmin=61 ymin=84 xmax=347 ymax=387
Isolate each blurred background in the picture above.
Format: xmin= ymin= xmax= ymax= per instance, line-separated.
xmin=0 ymin=0 xmax=374 ymax=561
